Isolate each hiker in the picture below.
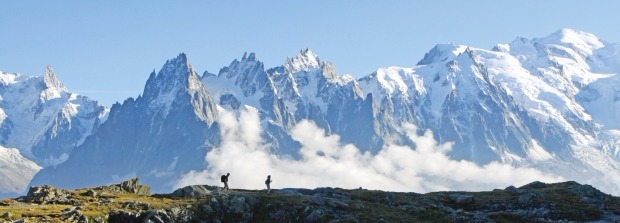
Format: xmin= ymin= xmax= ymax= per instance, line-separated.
xmin=221 ymin=173 xmax=230 ymax=191
xmin=265 ymin=175 xmax=272 ymax=193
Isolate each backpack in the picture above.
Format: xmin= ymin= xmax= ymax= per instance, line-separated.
xmin=221 ymin=175 xmax=226 ymax=183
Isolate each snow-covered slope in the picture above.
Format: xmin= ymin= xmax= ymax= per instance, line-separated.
xmin=0 ymin=145 xmax=41 ymax=197
xmin=28 ymin=29 xmax=620 ymax=195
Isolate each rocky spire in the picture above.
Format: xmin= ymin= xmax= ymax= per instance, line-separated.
xmin=142 ymin=53 xmax=193 ymax=101
xmin=43 ymin=65 xmax=67 ymax=91
xmin=241 ymin=52 xmax=257 ymax=61
xmin=141 ymin=53 xmax=218 ymax=124
xmin=285 ymin=48 xmax=321 ymax=73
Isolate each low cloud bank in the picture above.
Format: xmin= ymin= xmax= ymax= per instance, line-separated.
xmin=174 ymin=107 xmax=563 ymax=192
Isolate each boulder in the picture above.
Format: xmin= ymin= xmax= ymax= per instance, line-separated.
xmin=170 ymin=185 xmax=215 ymax=198
xmin=97 ymin=178 xmax=150 ymax=195
xmin=120 ymin=178 xmax=150 ymax=195
xmin=140 ymin=210 xmax=172 ymax=223
xmin=25 ymin=185 xmax=73 ymax=204
xmin=108 ymin=210 xmax=140 ymax=222
xmin=121 ymin=201 xmax=151 ymax=210
xmin=81 ymin=189 xmax=98 ymax=198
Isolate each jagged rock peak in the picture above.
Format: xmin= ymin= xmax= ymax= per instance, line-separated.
xmin=416 ymin=44 xmax=469 ymax=65
xmin=241 ymin=52 xmax=257 ymax=61
xmin=142 ymin=53 xmax=201 ymax=101
xmin=155 ymin=53 xmax=197 ymax=81
xmin=285 ymin=48 xmax=321 ymax=73
xmin=175 ymin=52 xmax=188 ymax=62
xmin=43 ymin=65 xmax=67 ymax=91
xmin=218 ymin=52 xmax=266 ymax=80
xmin=161 ymin=53 xmax=193 ymax=76
xmin=150 ymin=53 xmax=217 ymax=123
xmin=235 ymin=52 xmax=262 ymax=66
xmin=202 ymin=70 xmax=217 ymax=78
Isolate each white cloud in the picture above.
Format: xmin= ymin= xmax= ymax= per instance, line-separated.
xmin=174 ymin=107 xmax=563 ymax=192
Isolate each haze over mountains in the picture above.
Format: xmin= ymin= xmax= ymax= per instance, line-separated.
xmin=1 ymin=29 xmax=620 ymax=197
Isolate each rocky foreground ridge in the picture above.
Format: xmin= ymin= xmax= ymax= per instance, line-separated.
xmin=1 ymin=179 xmax=620 ymax=222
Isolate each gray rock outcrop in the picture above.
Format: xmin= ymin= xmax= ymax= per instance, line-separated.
xmin=96 ymin=178 xmax=150 ymax=195
xmin=23 ymin=185 xmax=74 ymax=204
xmin=170 ymin=185 xmax=216 ymax=198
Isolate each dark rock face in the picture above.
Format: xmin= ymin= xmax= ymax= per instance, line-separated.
xmin=107 ymin=194 xmax=260 ymax=223
xmin=201 ymin=194 xmax=259 ymax=222
xmin=108 ymin=210 xmax=175 ymax=223
xmin=449 ymin=193 xmax=475 ymax=204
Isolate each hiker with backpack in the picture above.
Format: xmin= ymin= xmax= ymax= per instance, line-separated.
xmin=265 ymin=175 xmax=272 ymax=193
xmin=221 ymin=173 xmax=230 ymax=191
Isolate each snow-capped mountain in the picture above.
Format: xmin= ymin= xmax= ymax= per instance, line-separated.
xmin=358 ymin=29 xmax=620 ymax=192
xmin=0 ymin=67 xmax=109 ymax=166
xmin=0 ymin=67 xmax=107 ymax=195
xmin=30 ymin=54 xmax=220 ymax=191
xmin=28 ymin=29 xmax=620 ymax=194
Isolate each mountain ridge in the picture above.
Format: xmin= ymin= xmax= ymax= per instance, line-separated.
xmin=1 ymin=28 xmax=620 ymax=196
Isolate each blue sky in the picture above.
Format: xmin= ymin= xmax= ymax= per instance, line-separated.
xmin=2 ymin=1 xmax=619 ymax=106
